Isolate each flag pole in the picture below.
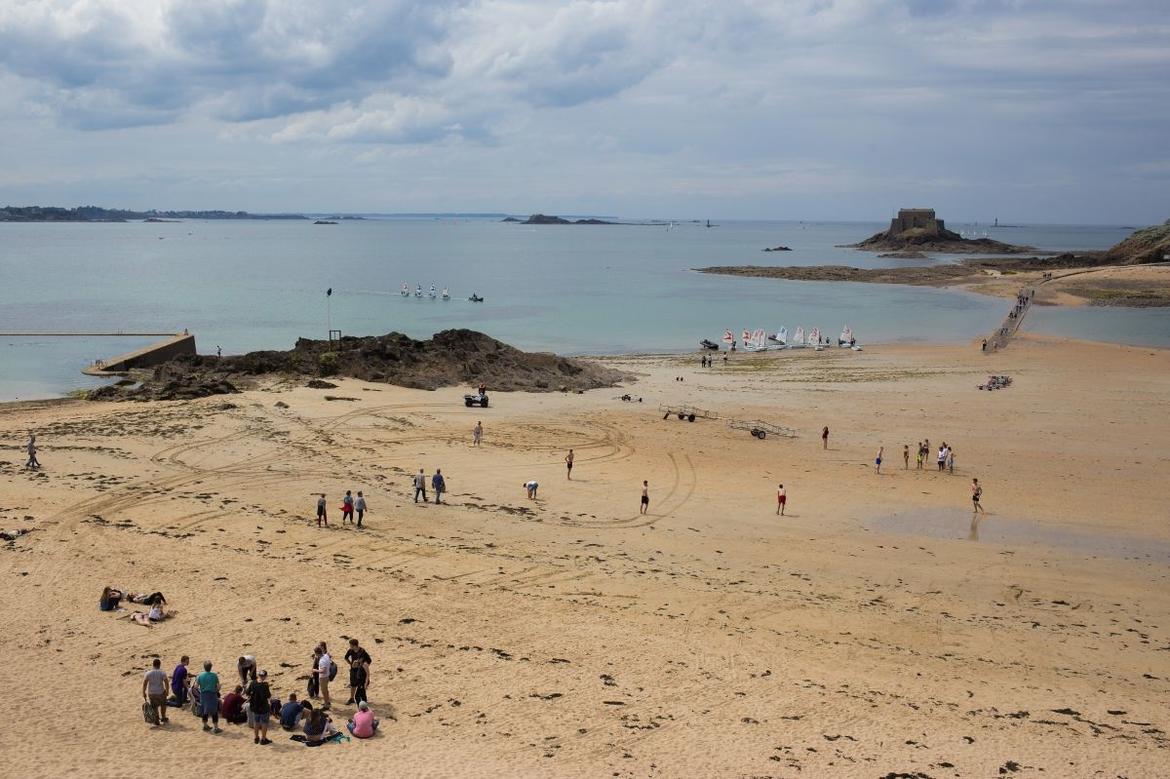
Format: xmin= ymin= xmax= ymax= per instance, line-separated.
xmin=326 ymin=287 xmax=333 ymax=340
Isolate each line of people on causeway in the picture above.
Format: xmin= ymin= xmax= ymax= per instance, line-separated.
xmin=141 ymin=638 xmax=385 ymax=745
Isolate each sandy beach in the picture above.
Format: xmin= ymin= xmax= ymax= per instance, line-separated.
xmin=2 ymin=335 xmax=1168 ymax=778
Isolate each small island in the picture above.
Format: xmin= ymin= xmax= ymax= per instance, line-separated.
xmin=519 ymin=213 xmax=618 ymax=225
xmin=850 ymin=208 xmax=1033 ymax=254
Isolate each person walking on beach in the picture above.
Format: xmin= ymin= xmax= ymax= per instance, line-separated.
xmin=196 ymin=660 xmax=222 ymax=733
xmin=916 ymin=442 xmax=924 ymax=470
xmin=341 ymin=490 xmax=355 ymax=523
xmin=875 ymin=446 xmax=884 ymax=474
xmin=821 ymin=426 xmax=829 ymax=450
xmin=937 ymin=444 xmax=948 ymax=472
xmin=947 ymin=448 xmax=955 ymax=474
xmin=316 ymin=493 xmax=327 ymax=528
xmin=903 ymin=445 xmax=910 ymax=469
xmin=776 ymin=484 xmax=786 ymax=516
xmin=640 ymin=480 xmax=649 ymax=514
xmin=565 ymin=449 xmax=574 ymax=480
xmin=142 ymin=657 xmax=169 ymax=726
xmin=472 ymin=421 xmax=483 ymax=447
xmin=246 ymin=670 xmax=273 ymax=745
xmin=354 ymin=491 xmax=367 ymax=528
xmin=432 ymin=468 xmax=446 ymax=504
xmin=413 ymin=468 xmax=428 ymax=503
xmin=971 ymin=478 xmax=984 ymax=515
xmin=25 ymin=434 xmax=39 ymax=469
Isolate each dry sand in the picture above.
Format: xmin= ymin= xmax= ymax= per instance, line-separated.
xmin=2 ymin=335 xmax=1168 ymax=778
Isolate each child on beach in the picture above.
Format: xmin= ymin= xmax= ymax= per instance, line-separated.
xmin=948 ymin=449 xmax=955 ymax=474
xmin=472 ymin=421 xmax=482 ymax=446
xmin=640 ymin=481 xmax=649 ymax=514
xmin=875 ymin=446 xmax=884 ymax=474
xmin=316 ymin=494 xmax=327 ymax=527
xmin=903 ymin=445 xmax=910 ymax=469
xmin=972 ymin=478 xmax=984 ymax=514
xmin=341 ymin=491 xmax=355 ymax=523
xmin=821 ymin=426 xmax=829 ymax=449
xmin=916 ymin=442 xmax=924 ymax=470
xmin=25 ymin=434 xmax=39 ymax=469
xmin=776 ymin=484 xmax=786 ymax=516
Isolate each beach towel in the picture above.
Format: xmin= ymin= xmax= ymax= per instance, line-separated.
xmin=290 ymin=732 xmax=349 ymax=747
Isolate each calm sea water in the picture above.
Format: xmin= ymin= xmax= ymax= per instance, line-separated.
xmin=0 ymin=218 xmax=1164 ymax=400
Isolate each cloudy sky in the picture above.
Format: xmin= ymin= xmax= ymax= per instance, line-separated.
xmin=0 ymin=0 xmax=1166 ymax=222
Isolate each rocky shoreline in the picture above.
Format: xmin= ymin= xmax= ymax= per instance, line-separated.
xmin=88 ymin=329 xmax=630 ymax=401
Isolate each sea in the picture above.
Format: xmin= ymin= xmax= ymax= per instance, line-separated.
xmin=1 ymin=218 xmax=1167 ymax=401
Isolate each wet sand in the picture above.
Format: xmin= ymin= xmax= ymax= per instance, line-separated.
xmin=1 ymin=335 xmax=1168 ymax=777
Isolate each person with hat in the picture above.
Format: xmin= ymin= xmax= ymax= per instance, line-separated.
xmin=246 ymin=670 xmax=273 ymax=745
xmin=347 ymin=701 xmax=379 ymax=739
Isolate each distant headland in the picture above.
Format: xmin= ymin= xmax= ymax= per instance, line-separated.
xmin=0 ymin=205 xmax=308 ymax=222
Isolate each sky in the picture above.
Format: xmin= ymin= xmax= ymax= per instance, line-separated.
xmin=0 ymin=0 xmax=1167 ymax=223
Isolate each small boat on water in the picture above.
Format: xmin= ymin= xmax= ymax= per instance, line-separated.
xmin=699 ymin=339 xmax=720 ymax=350
xmin=428 ymin=284 xmax=438 ymax=299
xmin=468 ymin=294 xmax=484 ymax=303
xmin=441 ymin=287 xmax=450 ymax=300
xmin=839 ymin=326 xmax=860 ymax=350
xmin=400 ymin=283 xmax=410 ymax=297
xmin=415 ymin=284 xmax=423 ymax=298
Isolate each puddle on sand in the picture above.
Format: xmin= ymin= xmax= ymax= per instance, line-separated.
xmin=864 ymin=508 xmax=1170 ymax=564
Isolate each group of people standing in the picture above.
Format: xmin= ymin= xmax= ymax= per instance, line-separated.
xmin=908 ymin=439 xmax=955 ymax=473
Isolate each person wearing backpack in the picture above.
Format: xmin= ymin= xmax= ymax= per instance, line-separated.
xmin=142 ymin=658 xmax=169 ymax=727
xmin=317 ymin=643 xmax=334 ymax=710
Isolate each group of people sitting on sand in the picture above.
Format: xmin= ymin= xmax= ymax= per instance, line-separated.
xmin=100 ymin=587 xmax=177 ymax=625
xmin=141 ymin=639 xmax=385 ymax=746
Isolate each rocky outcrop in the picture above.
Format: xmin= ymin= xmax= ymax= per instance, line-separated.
xmin=851 ymin=208 xmax=1032 ymax=254
xmin=521 ymin=214 xmax=617 ymax=225
xmin=88 ymin=329 xmax=628 ymax=401
xmin=1104 ymin=222 xmax=1170 ymax=265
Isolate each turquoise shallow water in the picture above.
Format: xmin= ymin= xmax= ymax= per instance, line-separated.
xmin=0 ymin=218 xmax=1164 ymax=400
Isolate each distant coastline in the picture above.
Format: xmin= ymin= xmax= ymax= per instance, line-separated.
xmin=0 ymin=205 xmax=307 ymax=222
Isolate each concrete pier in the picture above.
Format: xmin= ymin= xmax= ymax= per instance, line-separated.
xmin=82 ymin=333 xmax=196 ymax=376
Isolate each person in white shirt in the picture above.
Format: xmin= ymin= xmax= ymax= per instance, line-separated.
xmin=317 ymin=644 xmax=333 ymax=710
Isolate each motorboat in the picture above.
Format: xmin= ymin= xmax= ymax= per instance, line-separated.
xmin=428 ymin=284 xmax=438 ymax=299
xmin=699 ymin=339 xmax=720 ymax=351
xmin=441 ymin=287 xmax=450 ymax=300
xmin=468 ymin=294 xmax=484 ymax=303
xmin=415 ymin=284 xmax=423 ymax=298
xmin=400 ymin=283 xmax=409 ymax=297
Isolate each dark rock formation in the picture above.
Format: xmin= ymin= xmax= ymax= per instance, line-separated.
xmin=88 ymin=329 xmax=628 ymax=401
xmin=763 ymin=246 xmax=792 ymax=252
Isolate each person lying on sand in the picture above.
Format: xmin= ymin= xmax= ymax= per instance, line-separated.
xmin=128 ymin=604 xmax=176 ymax=626
xmin=124 ymin=591 xmax=166 ymax=605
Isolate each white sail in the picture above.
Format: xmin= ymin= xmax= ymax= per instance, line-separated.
xmin=840 ymin=326 xmax=853 ymax=344
xmin=770 ymin=327 xmax=787 ymax=345
xmin=793 ymin=326 xmax=805 ymax=345
xmin=722 ymin=329 xmax=735 ymax=345
xmin=808 ymin=327 xmax=821 ymax=345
